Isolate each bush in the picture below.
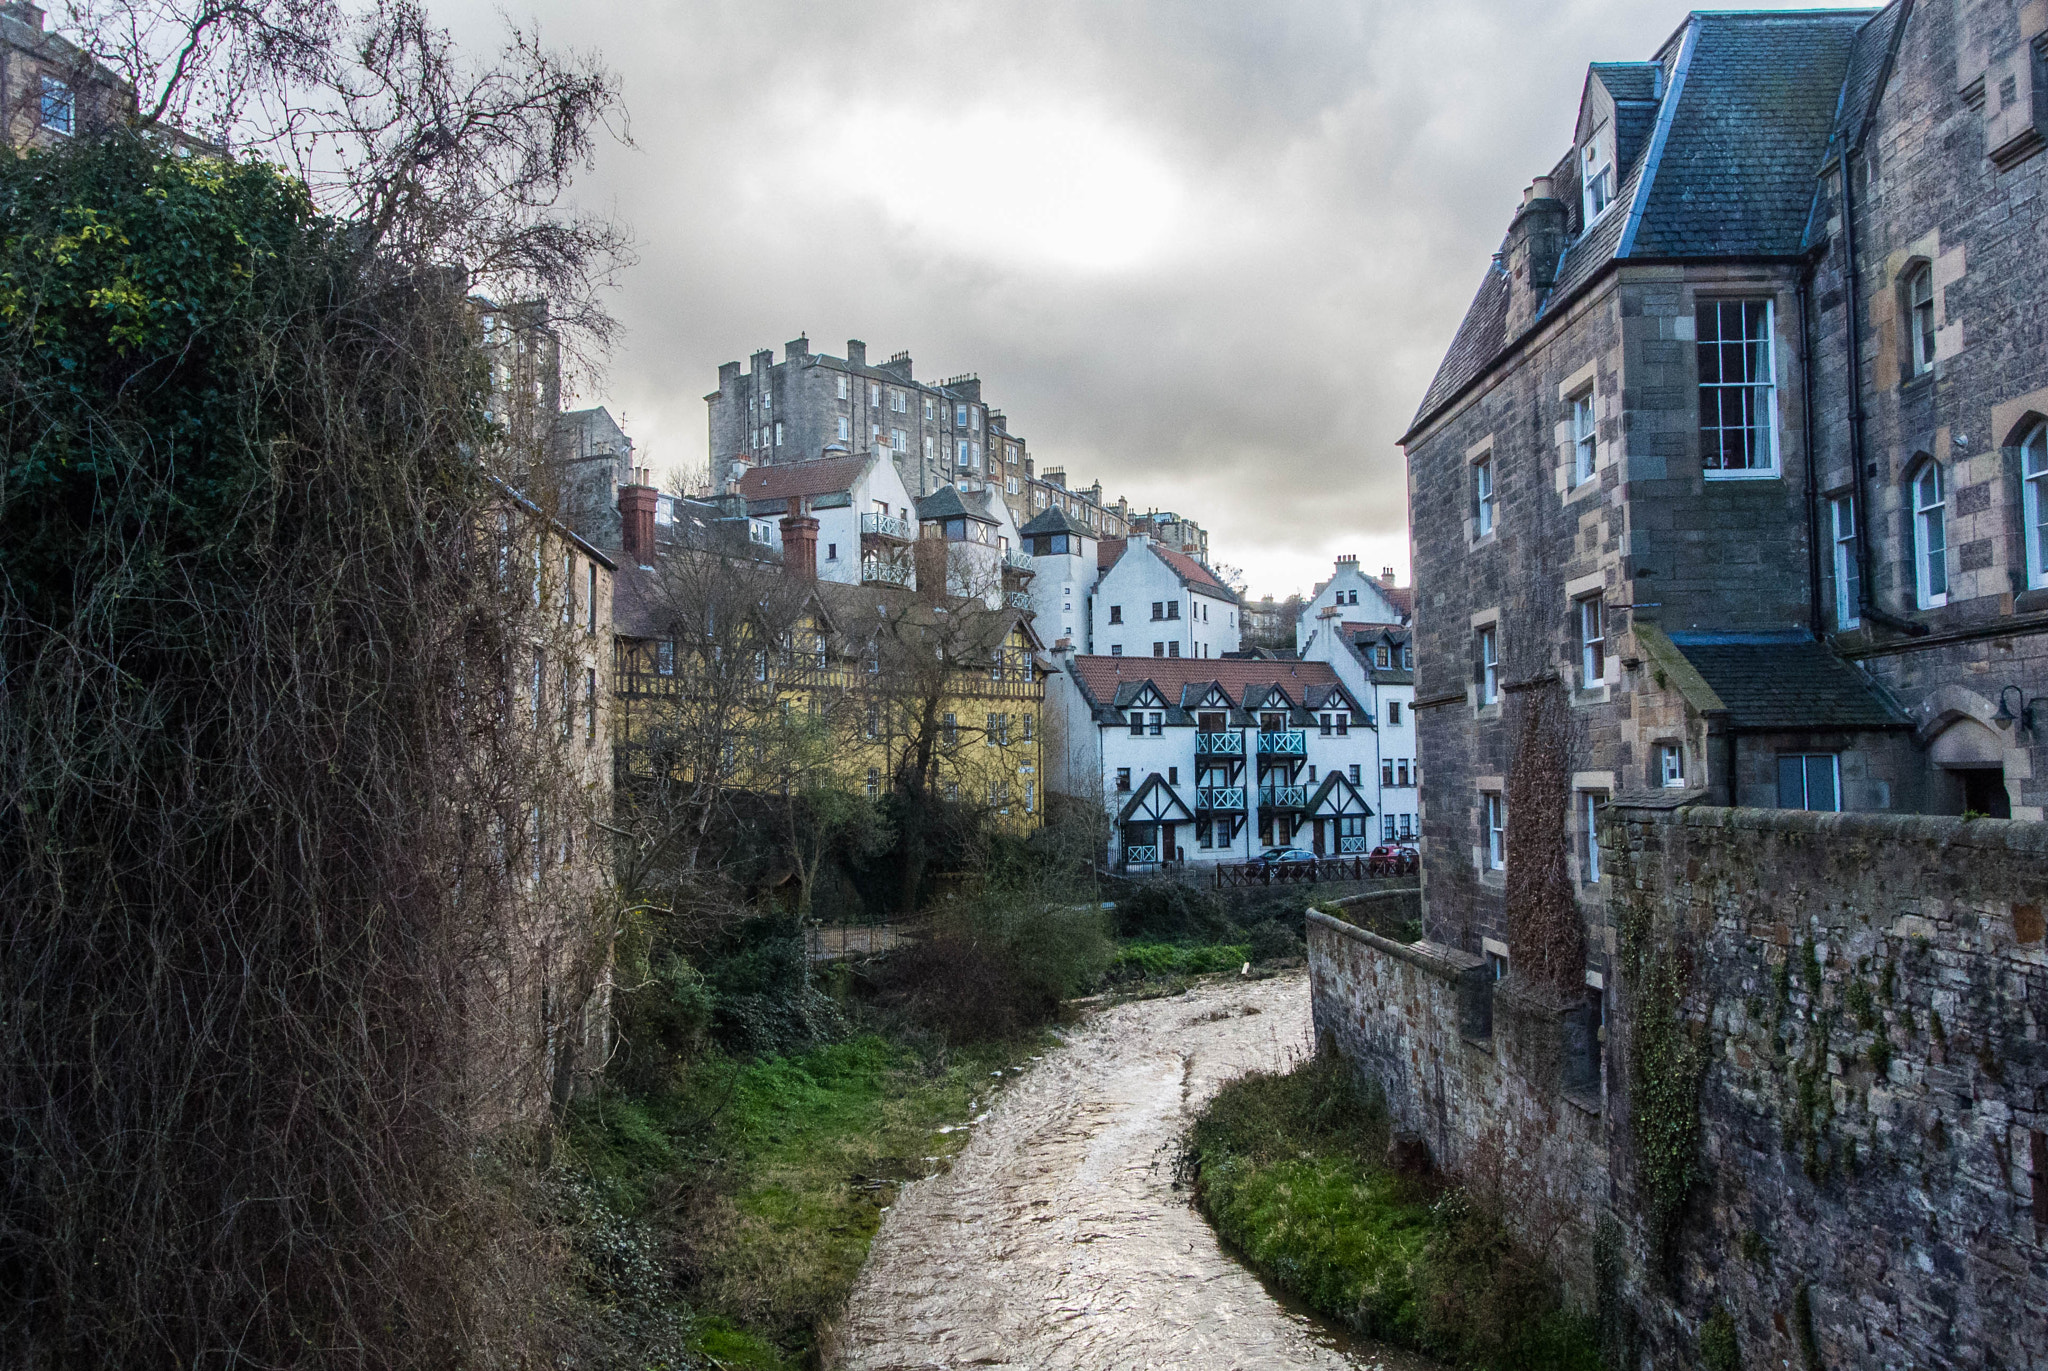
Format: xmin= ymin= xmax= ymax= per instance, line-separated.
xmin=1109 ymin=941 xmax=1251 ymax=981
xmin=1112 ymin=881 xmax=1236 ymax=941
xmin=874 ymin=900 xmax=1110 ymax=1044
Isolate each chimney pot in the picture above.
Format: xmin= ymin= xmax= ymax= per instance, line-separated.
xmin=1382 ymin=566 xmax=1397 ymax=585
xmin=1529 ymin=175 xmax=1555 ymax=203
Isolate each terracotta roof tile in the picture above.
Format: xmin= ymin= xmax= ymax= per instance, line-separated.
xmin=737 ymin=455 xmax=870 ymax=508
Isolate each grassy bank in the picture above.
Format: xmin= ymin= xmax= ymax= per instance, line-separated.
xmin=1184 ymin=1055 xmax=1601 ymax=1371
xmin=562 ymin=1032 xmax=1038 ymax=1368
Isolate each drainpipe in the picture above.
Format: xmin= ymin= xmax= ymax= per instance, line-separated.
xmin=1797 ymin=270 xmax=1825 ymax=640
xmin=1836 ymin=6 xmax=1928 ymax=640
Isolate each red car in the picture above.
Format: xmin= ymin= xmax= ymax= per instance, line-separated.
xmin=1368 ymin=842 xmax=1419 ymax=876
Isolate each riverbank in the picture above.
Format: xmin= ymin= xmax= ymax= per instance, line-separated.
xmin=1182 ymin=1054 xmax=1602 ymax=1371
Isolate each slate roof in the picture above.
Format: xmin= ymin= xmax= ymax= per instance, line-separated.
xmin=1019 ymin=504 xmax=1087 ymax=537
xmin=1406 ymin=8 xmax=1877 ymax=440
xmin=1669 ymin=635 xmax=1909 ymax=732
xmin=915 ymin=485 xmax=1001 ymax=524
xmin=1590 ymin=61 xmax=1663 ymax=103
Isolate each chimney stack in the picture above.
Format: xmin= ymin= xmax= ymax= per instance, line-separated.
xmin=779 ymin=500 xmax=818 ymax=581
xmin=1505 ymin=178 xmax=1569 ymax=337
xmin=618 ymin=467 xmax=658 ymax=567
xmin=1382 ymin=566 xmax=1397 ymax=586
xmin=845 ymin=339 xmax=867 ymax=368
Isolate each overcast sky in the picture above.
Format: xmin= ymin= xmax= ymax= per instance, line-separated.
xmin=443 ymin=0 xmax=1871 ymax=600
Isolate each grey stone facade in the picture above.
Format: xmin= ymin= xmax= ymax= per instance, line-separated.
xmin=708 ymin=338 xmax=1010 ymax=500
xmin=1804 ymin=0 xmax=2048 ymax=820
xmin=1310 ymin=804 xmax=2048 ymax=1370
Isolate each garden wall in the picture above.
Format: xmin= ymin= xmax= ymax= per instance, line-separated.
xmin=1308 ymin=805 xmax=2048 ymax=1370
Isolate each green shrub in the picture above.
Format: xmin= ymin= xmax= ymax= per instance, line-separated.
xmin=1700 ymin=1307 xmax=1741 ymax=1370
xmin=1112 ymin=881 xmax=1236 ymax=941
xmin=1109 ymin=941 xmax=1251 ymax=981
xmin=874 ymin=900 xmax=1110 ymax=1044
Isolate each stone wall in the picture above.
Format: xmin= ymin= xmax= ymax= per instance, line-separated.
xmin=1308 ymin=803 xmax=2048 ymax=1369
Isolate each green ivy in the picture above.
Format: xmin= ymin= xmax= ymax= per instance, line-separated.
xmin=1627 ymin=951 xmax=1707 ymax=1268
xmin=1699 ymin=1308 xmax=1740 ymax=1371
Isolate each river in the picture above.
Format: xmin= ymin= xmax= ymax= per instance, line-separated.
xmin=832 ymin=969 xmax=1436 ymax=1371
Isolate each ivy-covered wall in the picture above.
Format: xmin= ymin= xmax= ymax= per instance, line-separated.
xmin=1605 ymin=803 xmax=2047 ymax=1371
xmin=1309 ymin=805 xmax=2048 ymax=1370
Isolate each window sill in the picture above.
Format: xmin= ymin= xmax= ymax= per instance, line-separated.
xmin=1474 ymin=700 xmax=1501 ymax=720
xmin=1916 ymin=595 xmax=1949 ymax=612
xmin=1703 ymin=468 xmax=1782 ymax=482
xmin=1563 ymin=1088 xmax=1602 ymax=1117
xmin=1563 ymin=478 xmax=1601 ymax=506
xmin=1470 ymin=529 xmax=1500 ymax=550
xmin=1572 ymin=683 xmax=1611 ymax=707
xmin=2013 ymin=588 xmax=2048 ymax=615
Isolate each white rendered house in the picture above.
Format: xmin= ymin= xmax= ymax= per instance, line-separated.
xmin=1018 ymin=504 xmax=1099 ymax=651
xmin=1091 ymin=534 xmax=1241 ymax=661
xmin=1294 ymin=554 xmax=1409 ymax=654
xmin=1046 ymin=655 xmax=1375 ymax=871
xmin=734 ymin=446 xmax=919 ymax=589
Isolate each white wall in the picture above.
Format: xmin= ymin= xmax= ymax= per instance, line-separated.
xmin=1296 ymin=558 xmax=1406 ymax=652
xmin=1092 ymin=539 xmax=1241 ymax=660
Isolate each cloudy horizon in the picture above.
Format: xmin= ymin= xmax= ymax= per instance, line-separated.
xmin=445 ymin=0 xmax=1877 ymax=601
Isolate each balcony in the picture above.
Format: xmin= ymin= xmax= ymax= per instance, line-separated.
xmin=1197 ymin=786 xmax=1245 ymax=811
xmin=1006 ymin=590 xmax=1033 ymax=611
xmin=1338 ymin=835 xmax=1369 ymax=854
xmin=1195 ymin=730 xmax=1243 ymax=756
xmin=1002 ymin=548 xmax=1034 ymax=573
xmin=1257 ymin=785 xmax=1308 ymax=809
xmin=1123 ymin=844 xmax=1160 ymax=865
xmin=1258 ymin=730 xmax=1306 ymax=756
xmin=860 ymin=512 xmax=912 ymax=542
xmin=861 ymin=558 xmax=913 ymax=588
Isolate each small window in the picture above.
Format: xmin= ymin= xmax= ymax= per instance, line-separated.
xmin=826 ymin=542 xmax=838 ymax=561
xmin=1110 ymin=644 xmax=1123 ymax=657
xmin=1348 ymin=764 xmax=1361 ymax=783
xmin=1697 ymin=299 xmax=1778 ymax=475
xmin=1148 ymin=712 xmax=1163 ymax=736
xmin=1382 ymin=758 xmax=1395 ymax=787
xmin=870 ymin=384 xmax=882 ymax=407
xmin=2022 ymin=424 xmax=2048 ymax=590
xmin=1579 ymin=790 xmax=1605 ymax=884
xmin=1109 ymin=604 xmax=1123 ymax=624
xmin=1474 ymin=456 xmax=1496 ymax=535
xmin=1168 ymin=766 xmax=1179 ymax=785
xmin=1483 ymin=793 xmax=1506 ymax=870
xmin=39 ymin=76 xmax=73 ymax=135
xmin=1581 ymin=126 xmax=1614 ymax=221
xmin=587 ymin=562 xmax=598 ymax=634
xmin=1906 ymin=264 xmax=1936 ymax=378
xmin=1388 ymin=701 xmax=1402 ymax=725
xmin=1577 ymin=594 xmax=1605 ymax=687
xmin=761 ymin=390 xmax=772 ymax=412
xmin=1375 ymin=645 xmax=1391 ymax=667
xmin=866 ymin=767 xmax=880 ymax=799
xmin=1151 ymin=601 xmax=1164 ymax=621
xmin=1476 ymin=625 xmax=1499 ymax=705
xmin=943 ymin=712 xmax=957 ymax=745
xmin=923 ymin=398 xmax=934 ymax=420
xmin=1913 ymin=463 xmax=1948 ymax=608
xmin=837 ymin=375 xmax=849 ymax=400
xmin=955 ymin=404 xmax=968 ymax=426
xmin=584 ymin=668 xmax=598 ymax=742
xmin=1658 ymin=744 xmax=1685 ymax=788
xmin=1116 ymin=767 xmax=1131 ymax=792
xmin=1166 ymin=601 xmax=1181 ymax=620
xmin=1831 ymin=496 xmax=1861 ymax=629
xmin=1153 ymin=642 xmax=1165 ymax=657
xmin=654 ymin=640 xmax=675 ymax=675
xmin=1778 ymin=754 xmax=1841 ymax=812
xmin=1571 ymin=391 xmax=1598 ymax=486
xmin=774 ymin=421 xmax=784 ymax=446
xmin=1167 ymin=642 xmax=1180 ymax=657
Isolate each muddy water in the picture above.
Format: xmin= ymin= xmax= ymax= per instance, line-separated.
xmin=834 ymin=971 xmax=1437 ymax=1371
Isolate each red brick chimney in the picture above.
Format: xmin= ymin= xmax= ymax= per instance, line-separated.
xmin=617 ymin=467 xmax=658 ymax=566
xmin=779 ymin=501 xmax=818 ymax=581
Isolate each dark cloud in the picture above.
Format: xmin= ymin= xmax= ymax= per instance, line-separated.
xmin=443 ymin=0 xmax=1872 ymax=596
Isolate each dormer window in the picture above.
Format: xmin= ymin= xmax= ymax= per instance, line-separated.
xmin=1581 ymin=124 xmax=1616 ymax=224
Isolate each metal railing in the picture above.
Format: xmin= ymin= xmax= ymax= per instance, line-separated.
xmin=861 ymin=559 xmax=913 ymax=588
xmin=1123 ymin=845 xmax=1160 ymax=865
xmin=860 ymin=512 xmax=912 ymax=541
xmin=1259 ymin=730 xmax=1306 ymax=755
xmin=1257 ymin=785 xmax=1307 ymax=808
xmin=1195 ymin=731 xmax=1243 ymax=756
xmin=1002 ymin=548 xmax=1035 ymax=572
xmin=1339 ymin=835 xmax=1369 ymax=854
xmin=1006 ymin=590 xmax=1033 ymax=611
xmin=1197 ymin=786 xmax=1245 ymax=811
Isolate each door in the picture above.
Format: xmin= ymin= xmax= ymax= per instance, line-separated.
xmin=1311 ymin=819 xmax=1327 ymax=855
xmin=1161 ymin=822 xmax=1178 ymax=862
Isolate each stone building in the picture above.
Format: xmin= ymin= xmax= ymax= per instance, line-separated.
xmin=1403 ymin=8 xmax=1950 ymax=966
xmin=708 ymin=338 xmax=1009 ymax=499
xmin=0 ymin=2 xmax=128 ymax=149
xmin=1802 ymin=0 xmax=2048 ymax=820
xmin=1020 ymin=463 xmax=1132 ymax=540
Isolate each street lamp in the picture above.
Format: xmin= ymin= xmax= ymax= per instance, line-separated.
xmin=1993 ymin=685 xmax=2037 ymax=738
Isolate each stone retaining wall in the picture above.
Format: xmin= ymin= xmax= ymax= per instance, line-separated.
xmin=1307 ymin=805 xmax=2048 ymax=1369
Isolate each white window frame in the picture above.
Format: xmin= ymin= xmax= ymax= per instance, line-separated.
xmin=1477 ymin=624 xmax=1499 ymax=706
xmin=2022 ymin=424 xmax=2048 ymax=590
xmin=1571 ymin=391 xmax=1598 ymax=486
xmin=836 ymin=374 xmax=849 ymax=400
xmin=1831 ymin=495 xmax=1861 ymax=628
xmin=1696 ymin=298 xmax=1780 ymax=478
xmin=1581 ymin=123 xmax=1615 ymax=224
xmin=40 ymin=76 xmax=74 ymax=135
xmin=1577 ymin=594 xmax=1605 ymax=688
xmin=1907 ymin=264 xmax=1936 ymax=378
xmin=1475 ymin=455 xmax=1496 ymax=536
xmin=869 ymin=383 xmax=881 ymax=407
xmin=1483 ymin=792 xmax=1506 ymax=871
xmin=1912 ymin=463 xmax=1948 ymax=609
xmin=1580 ymin=790 xmax=1605 ymax=884
xmin=837 ymin=416 xmax=850 ymax=441
xmin=1658 ymin=744 xmax=1685 ymax=788
xmin=774 ymin=421 xmax=784 ymax=446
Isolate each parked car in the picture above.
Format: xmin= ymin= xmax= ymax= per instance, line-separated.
xmin=1368 ymin=842 xmax=1419 ymax=876
xmin=1251 ymin=846 xmax=1318 ymax=868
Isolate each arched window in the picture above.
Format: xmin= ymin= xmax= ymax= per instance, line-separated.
xmin=2023 ymin=422 xmax=2048 ymax=590
xmin=1912 ymin=461 xmax=1948 ymax=609
xmin=1906 ymin=264 xmax=1936 ymax=378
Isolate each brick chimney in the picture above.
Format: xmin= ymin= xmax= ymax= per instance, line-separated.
xmin=617 ymin=467 xmax=658 ymax=567
xmin=779 ymin=500 xmax=818 ymax=581
xmin=1504 ymin=176 xmax=1569 ymax=337
xmin=1382 ymin=566 xmax=1397 ymax=586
